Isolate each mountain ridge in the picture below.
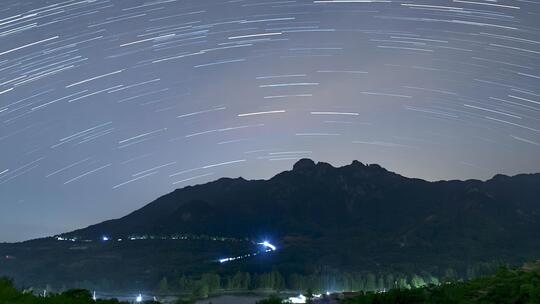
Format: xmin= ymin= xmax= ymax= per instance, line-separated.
xmin=2 ymin=158 xmax=540 ymax=290
xmin=62 ymin=159 xmax=540 ymax=245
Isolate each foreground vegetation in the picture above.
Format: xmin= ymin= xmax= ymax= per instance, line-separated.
xmin=0 ymin=279 xmax=128 ymax=304
xmin=343 ymin=262 xmax=540 ymax=304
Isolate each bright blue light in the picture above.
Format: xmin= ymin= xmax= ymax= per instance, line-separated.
xmin=102 ymin=236 xmax=109 ymax=241
xmin=258 ymin=241 xmax=276 ymax=251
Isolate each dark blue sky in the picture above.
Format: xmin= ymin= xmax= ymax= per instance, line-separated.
xmin=1 ymin=0 xmax=539 ymax=242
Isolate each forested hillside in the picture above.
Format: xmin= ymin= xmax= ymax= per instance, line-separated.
xmin=1 ymin=160 xmax=539 ymax=293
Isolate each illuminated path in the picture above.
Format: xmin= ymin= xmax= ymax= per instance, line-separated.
xmin=55 ymin=233 xmax=277 ymax=265
xmin=218 ymin=241 xmax=277 ymax=264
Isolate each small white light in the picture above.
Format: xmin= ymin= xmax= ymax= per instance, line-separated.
xmin=288 ymin=294 xmax=306 ymax=304
xmin=136 ymin=294 xmax=142 ymax=303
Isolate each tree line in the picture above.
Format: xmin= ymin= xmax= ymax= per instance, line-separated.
xmin=342 ymin=263 xmax=540 ymax=304
xmin=17 ymin=260 xmax=503 ymax=299
xmin=157 ymin=266 xmax=483 ymax=298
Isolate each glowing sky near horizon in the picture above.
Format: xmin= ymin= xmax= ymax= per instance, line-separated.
xmin=1 ymin=0 xmax=539 ymax=241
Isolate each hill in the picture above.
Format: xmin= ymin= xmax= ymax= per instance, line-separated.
xmin=1 ymin=159 xmax=539 ymax=293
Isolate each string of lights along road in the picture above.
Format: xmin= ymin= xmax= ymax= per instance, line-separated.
xmin=1 ymin=0 xmax=539 ymax=241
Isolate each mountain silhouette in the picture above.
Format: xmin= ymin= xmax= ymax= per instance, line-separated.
xmin=1 ymin=159 xmax=539 ymax=290
xmin=67 ymin=159 xmax=540 ymax=251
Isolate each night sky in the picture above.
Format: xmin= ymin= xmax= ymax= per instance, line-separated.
xmin=1 ymin=0 xmax=539 ymax=242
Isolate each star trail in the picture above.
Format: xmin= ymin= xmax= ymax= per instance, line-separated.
xmin=1 ymin=0 xmax=539 ymax=241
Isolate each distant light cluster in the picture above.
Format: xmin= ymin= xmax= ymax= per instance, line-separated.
xmin=1 ymin=0 xmax=539 ymax=241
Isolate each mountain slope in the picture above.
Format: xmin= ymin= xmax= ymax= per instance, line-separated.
xmin=1 ymin=159 xmax=540 ymax=291
xmin=66 ymin=159 xmax=540 ymax=253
